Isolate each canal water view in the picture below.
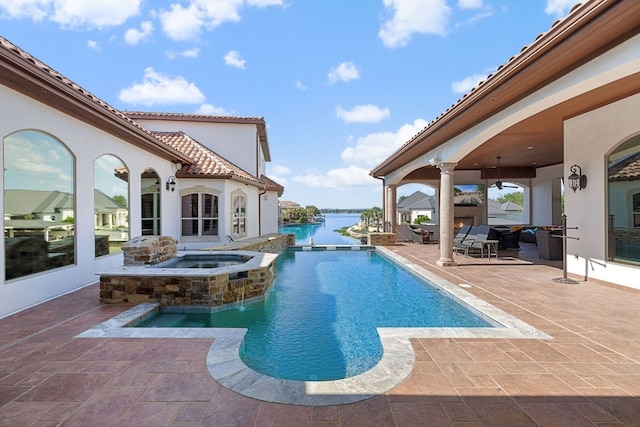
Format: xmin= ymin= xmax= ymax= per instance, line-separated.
xmin=279 ymin=213 xmax=362 ymax=245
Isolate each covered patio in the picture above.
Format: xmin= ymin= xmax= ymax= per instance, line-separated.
xmin=371 ymin=0 xmax=640 ymax=290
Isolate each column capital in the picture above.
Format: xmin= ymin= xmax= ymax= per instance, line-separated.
xmin=438 ymin=162 xmax=458 ymax=173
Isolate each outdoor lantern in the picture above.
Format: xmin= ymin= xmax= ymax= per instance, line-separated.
xmin=568 ymin=164 xmax=587 ymax=192
xmin=166 ymin=176 xmax=176 ymax=192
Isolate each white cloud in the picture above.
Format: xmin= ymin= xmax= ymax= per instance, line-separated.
xmin=293 ymin=165 xmax=376 ymax=190
xmin=159 ymin=2 xmax=203 ymax=41
xmin=87 ymin=39 xmax=100 ymax=51
xmin=159 ymin=0 xmax=284 ymax=42
xmin=295 ymin=80 xmax=307 ymax=90
xmin=223 ymin=50 xmax=246 ymax=69
xmin=451 ymin=72 xmax=487 ymax=93
xmin=266 ymin=163 xmax=290 ymax=185
xmin=166 ymin=48 xmax=200 ymax=60
xmin=196 ymin=103 xmax=229 ymax=115
xmin=458 ymin=0 xmax=482 ymax=9
xmin=0 ymin=0 xmax=141 ymax=28
xmin=248 ymin=0 xmax=284 ymax=6
xmin=268 ymin=163 xmax=291 ymax=176
xmin=124 ymin=20 xmax=153 ymax=45
xmin=545 ymin=0 xmax=580 ymax=17
xmin=340 ymin=119 xmax=428 ymax=167
xmin=379 ymin=0 xmax=451 ymax=48
xmin=335 ymin=105 xmax=390 ymax=123
xmin=328 ymin=61 xmax=359 ymax=83
xmin=0 ymin=0 xmax=49 ymax=21
xmin=118 ymin=67 xmax=206 ymax=106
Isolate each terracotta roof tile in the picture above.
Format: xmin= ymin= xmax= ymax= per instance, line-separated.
xmin=0 ymin=36 xmax=189 ymax=163
xmin=260 ymin=175 xmax=284 ymax=196
xmin=124 ymin=111 xmax=266 ymax=124
xmin=151 ymin=131 xmax=263 ymax=187
xmin=609 ymin=152 xmax=640 ymax=181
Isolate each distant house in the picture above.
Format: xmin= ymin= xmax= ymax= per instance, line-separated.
xmin=487 ymin=199 xmax=523 ymax=225
xmin=279 ymin=200 xmax=303 ymax=223
xmin=397 ymin=191 xmax=436 ymax=224
xmin=0 ymin=35 xmax=284 ymax=318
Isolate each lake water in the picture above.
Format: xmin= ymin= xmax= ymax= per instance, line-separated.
xmin=279 ymin=213 xmax=362 ymax=245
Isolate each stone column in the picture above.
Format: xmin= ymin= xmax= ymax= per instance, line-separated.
xmin=437 ymin=162 xmax=458 ymax=267
xmin=387 ymin=185 xmax=397 ymax=232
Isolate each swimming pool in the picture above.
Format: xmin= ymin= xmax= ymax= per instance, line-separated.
xmin=136 ymin=248 xmax=493 ymax=381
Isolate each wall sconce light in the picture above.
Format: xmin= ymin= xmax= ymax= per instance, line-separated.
xmin=428 ymin=157 xmax=441 ymax=166
xmin=166 ymin=176 xmax=176 ymax=192
xmin=568 ymin=164 xmax=587 ymax=192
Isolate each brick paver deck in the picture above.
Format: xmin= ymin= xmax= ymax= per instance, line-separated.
xmin=1 ymin=242 xmax=639 ymax=426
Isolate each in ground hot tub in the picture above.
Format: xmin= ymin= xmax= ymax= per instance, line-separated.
xmin=152 ymin=253 xmax=254 ymax=269
xmin=98 ymin=250 xmax=278 ymax=308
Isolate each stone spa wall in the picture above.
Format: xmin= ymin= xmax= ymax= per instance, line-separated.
xmin=99 ymin=234 xmax=288 ymax=307
xmin=99 ymin=261 xmax=276 ymax=307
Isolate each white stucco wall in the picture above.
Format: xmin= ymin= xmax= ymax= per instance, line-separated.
xmin=564 ymin=93 xmax=640 ymax=290
xmin=0 ymin=85 xmax=177 ymax=318
xmin=132 ymin=119 xmax=260 ymax=177
xmin=261 ymin=191 xmax=280 ymax=234
xmin=529 ymin=164 xmax=563 ymax=227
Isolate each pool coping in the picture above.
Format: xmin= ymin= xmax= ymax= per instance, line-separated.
xmin=77 ymin=247 xmax=551 ymax=406
xmin=95 ymin=250 xmax=278 ymax=278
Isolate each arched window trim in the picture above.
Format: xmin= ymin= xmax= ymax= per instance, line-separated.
xmin=231 ymin=189 xmax=248 ymax=237
xmin=180 ymin=190 xmax=220 ymax=241
xmin=94 ymin=154 xmax=130 ymax=257
xmin=607 ymin=134 xmax=640 ymax=265
xmin=4 ymin=129 xmax=76 ymax=279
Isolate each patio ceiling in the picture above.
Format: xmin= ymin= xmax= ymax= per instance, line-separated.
xmin=372 ymin=0 xmax=640 ymax=182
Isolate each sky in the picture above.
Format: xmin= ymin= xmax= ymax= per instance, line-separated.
xmin=0 ymin=0 xmax=580 ymax=209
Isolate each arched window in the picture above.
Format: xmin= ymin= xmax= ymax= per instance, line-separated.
xmin=181 ymin=193 xmax=219 ymax=237
xmin=231 ymin=189 xmax=247 ymax=235
xmin=94 ymin=155 xmax=129 ymax=257
xmin=4 ymin=130 xmax=75 ymax=279
xmin=608 ymin=135 xmax=640 ymax=264
xmin=141 ymin=169 xmax=161 ymax=236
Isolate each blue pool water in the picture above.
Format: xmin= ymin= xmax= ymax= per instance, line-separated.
xmin=137 ymin=249 xmax=493 ymax=381
xmin=279 ymin=213 xmax=361 ymax=245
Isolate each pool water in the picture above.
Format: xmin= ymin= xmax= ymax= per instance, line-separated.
xmin=152 ymin=254 xmax=253 ymax=269
xmin=137 ymin=249 xmax=492 ymax=381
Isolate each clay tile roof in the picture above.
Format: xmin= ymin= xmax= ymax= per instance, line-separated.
xmin=124 ymin=111 xmax=271 ymax=161
xmin=124 ymin=111 xmax=266 ymax=124
xmin=259 ymin=175 xmax=284 ymax=196
xmin=371 ymin=1 xmax=593 ymax=175
xmin=609 ymin=152 xmax=640 ymax=181
xmin=151 ymin=131 xmax=263 ymax=187
xmin=0 ymin=36 xmax=190 ymax=164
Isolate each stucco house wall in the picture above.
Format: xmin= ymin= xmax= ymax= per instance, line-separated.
xmin=0 ymin=84 xmax=179 ymax=317
xmin=132 ymin=119 xmax=263 ymax=177
xmin=565 ymin=92 xmax=640 ymax=290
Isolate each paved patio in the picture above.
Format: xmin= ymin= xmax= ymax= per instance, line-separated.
xmin=1 ymin=242 xmax=640 ymax=426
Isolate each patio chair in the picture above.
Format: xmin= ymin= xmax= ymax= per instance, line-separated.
xmin=460 ymin=225 xmax=496 ymax=258
xmin=409 ymin=225 xmax=431 ymax=244
xmin=453 ymin=225 xmax=473 ymax=253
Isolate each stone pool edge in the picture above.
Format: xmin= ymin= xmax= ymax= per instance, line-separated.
xmin=76 ymin=248 xmax=551 ymax=406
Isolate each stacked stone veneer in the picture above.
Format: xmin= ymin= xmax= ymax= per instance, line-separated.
xmin=99 ymin=262 xmax=276 ymax=307
xmin=122 ymin=235 xmax=177 ymax=266
xmin=100 ymin=234 xmax=290 ymax=307
xmin=367 ymin=232 xmax=396 ymax=246
xmin=207 ymin=233 xmax=295 ymax=253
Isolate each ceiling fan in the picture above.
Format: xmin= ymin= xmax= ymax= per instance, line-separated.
xmin=492 ymin=156 xmax=519 ymax=190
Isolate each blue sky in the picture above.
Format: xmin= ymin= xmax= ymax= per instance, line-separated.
xmin=1 ymin=0 xmax=579 ymax=209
